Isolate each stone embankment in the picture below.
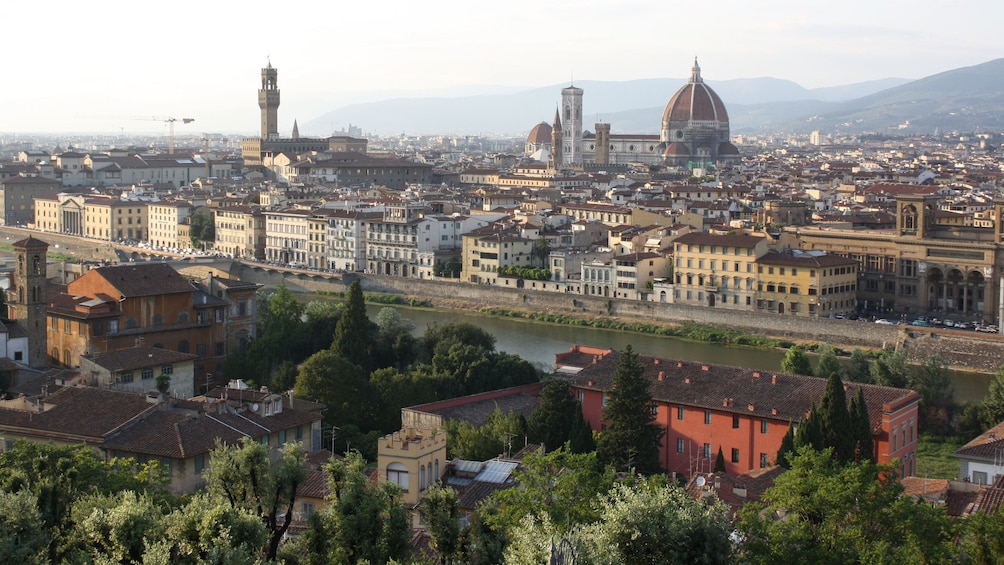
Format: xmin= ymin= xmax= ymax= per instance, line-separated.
xmin=230 ymin=263 xmax=1004 ymax=374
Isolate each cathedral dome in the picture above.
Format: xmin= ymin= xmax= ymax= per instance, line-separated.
xmin=663 ymin=142 xmax=690 ymax=156
xmin=661 ymin=59 xmax=729 ymax=127
xmin=527 ymin=122 xmax=553 ymax=145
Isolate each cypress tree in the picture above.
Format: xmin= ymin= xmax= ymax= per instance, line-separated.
xmin=331 ymin=280 xmax=371 ymax=369
xmin=568 ymin=408 xmax=595 ymax=454
xmin=794 ymin=402 xmax=822 ymax=451
xmin=818 ymin=372 xmax=854 ymax=463
xmin=776 ymin=422 xmax=795 ymax=468
xmin=849 ymin=387 xmax=874 ymax=463
xmin=596 ymin=345 xmax=665 ymax=473
xmin=527 ymin=380 xmax=579 ymax=451
xmin=714 ymin=446 xmax=726 ymax=473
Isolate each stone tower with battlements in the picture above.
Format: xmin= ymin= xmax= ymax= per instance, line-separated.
xmin=259 ymin=60 xmax=280 ymax=140
xmin=9 ymin=237 xmax=48 ymax=368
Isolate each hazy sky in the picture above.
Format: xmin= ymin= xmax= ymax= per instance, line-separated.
xmin=3 ymin=0 xmax=1001 ymax=135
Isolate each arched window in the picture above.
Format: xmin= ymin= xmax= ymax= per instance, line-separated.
xmin=434 ymin=459 xmax=440 ymax=482
xmin=126 ymin=318 xmax=138 ymax=329
xmin=178 ymin=312 xmax=189 ymax=323
xmin=387 ymin=462 xmax=409 ymax=491
xmin=153 ymin=314 xmax=163 ymax=326
xmin=420 ymin=465 xmax=426 ymax=491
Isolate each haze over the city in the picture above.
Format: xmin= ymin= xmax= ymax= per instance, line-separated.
xmin=4 ymin=0 xmax=1002 ymax=135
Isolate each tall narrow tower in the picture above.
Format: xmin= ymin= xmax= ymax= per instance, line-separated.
xmin=9 ymin=237 xmax=48 ymax=368
xmin=549 ymin=107 xmax=563 ymax=170
xmin=259 ymin=60 xmax=280 ymax=140
xmin=560 ymin=84 xmax=583 ymax=164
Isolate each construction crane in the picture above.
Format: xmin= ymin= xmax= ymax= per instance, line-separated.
xmin=160 ymin=117 xmax=195 ymax=155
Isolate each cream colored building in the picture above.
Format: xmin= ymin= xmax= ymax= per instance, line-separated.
xmin=673 ymin=232 xmax=770 ymax=309
xmin=377 ymin=426 xmax=447 ymax=525
xmin=755 ymin=250 xmax=859 ymax=317
xmin=82 ymin=198 xmax=148 ymax=241
xmin=214 ymin=205 xmax=265 ymax=260
xmin=265 ymin=207 xmax=312 ymax=265
xmin=326 ymin=209 xmax=381 ymax=272
xmin=460 ymin=225 xmax=535 ymax=284
xmin=147 ymin=200 xmax=193 ymax=250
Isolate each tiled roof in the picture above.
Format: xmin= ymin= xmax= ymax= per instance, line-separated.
xmin=83 ymin=346 xmax=197 ymax=373
xmin=561 ymin=349 xmax=918 ymax=427
xmin=456 ymin=479 xmax=513 ymax=510
xmin=674 ymin=232 xmax=767 ymax=248
xmin=953 ymin=420 xmax=1004 ymax=461
xmin=0 ymin=386 xmax=154 ymax=441
xmin=81 ymin=263 xmax=195 ymax=297
xmin=758 ymin=251 xmax=859 ymax=268
xmin=969 ymin=475 xmax=1004 ymax=515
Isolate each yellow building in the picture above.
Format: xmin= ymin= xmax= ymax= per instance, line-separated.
xmin=460 ymin=225 xmax=535 ymax=284
xmin=673 ymin=232 xmax=770 ymax=309
xmin=147 ymin=200 xmax=192 ymax=250
xmin=214 ymin=205 xmax=265 ymax=260
xmin=792 ymin=194 xmax=1004 ymax=320
xmin=84 ymin=197 xmax=148 ymax=241
xmin=377 ymin=426 xmax=447 ymax=526
xmin=756 ymin=250 xmax=859 ymax=317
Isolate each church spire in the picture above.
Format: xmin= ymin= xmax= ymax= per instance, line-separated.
xmin=552 ymin=105 xmax=562 ymax=128
xmin=690 ymin=57 xmax=703 ymax=83
xmin=292 ymin=119 xmax=300 ymax=140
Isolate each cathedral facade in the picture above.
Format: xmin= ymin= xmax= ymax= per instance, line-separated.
xmin=526 ymin=59 xmax=741 ymax=170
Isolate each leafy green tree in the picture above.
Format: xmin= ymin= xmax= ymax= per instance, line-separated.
xmin=817 ymin=372 xmax=854 ymax=463
xmin=531 ymin=237 xmax=551 ymax=269
xmin=596 ymin=345 xmax=664 ymax=474
xmin=295 ymin=349 xmax=379 ymax=430
xmin=793 ymin=401 xmax=823 ymax=452
xmin=956 ymin=402 xmax=985 ymax=440
xmin=269 ymin=360 xmax=298 ymax=394
xmin=155 ymin=492 xmax=269 ymax=564
xmin=780 ymin=345 xmax=813 ymax=376
xmin=527 ymin=380 xmax=581 ymax=451
xmin=419 ymin=322 xmax=496 ymax=363
xmin=295 ymin=451 xmax=410 ymax=565
xmin=331 ymin=280 xmax=371 ymax=369
xmin=421 ymin=485 xmax=461 ymax=564
xmin=67 ymin=491 xmax=164 ymax=563
xmin=445 ymin=406 xmax=527 ymax=461
xmin=980 ymin=364 xmax=1004 ymax=430
xmin=0 ymin=490 xmax=49 ymax=564
xmin=580 ymin=482 xmax=733 ymax=565
xmin=912 ymin=354 xmax=955 ymax=433
xmin=204 ymin=437 xmax=307 ymax=561
xmin=776 ymin=423 xmax=795 ymax=467
xmin=490 ymin=448 xmax=614 ymax=530
xmin=714 ymin=446 xmax=726 ymax=472
xmin=459 ymin=500 xmax=508 ymax=565
xmin=156 ymin=371 xmax=171 ymax=394
xmin=568 ymin=404 xmax=596 ymax=454
xmin=189 ymin=210 xmax=215 ymax=249
xmin=814 ymin=346 xmax=841 ymax=380
xmin=736 ymin=447 xmax=957 ymax=564
xmin=848 ymin=387 xmax=874 ymax=462
xmin=845 ymin=348 xmax=874 ymax=383
xmin=959 ymin=507 xmax=1004 ymax=565
xmin=870 ymin=346 xmax=909 ymax=388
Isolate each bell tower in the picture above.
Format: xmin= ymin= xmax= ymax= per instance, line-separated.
xmin=9 ymin=237 xmax=48 ymax=368
xmin=560 ymin=83 xmax=583 ymax=164
xmin=549 ymin=106 xmax=563 ymax=171
xmin=259 ymin=60 xmax=280 ymax=140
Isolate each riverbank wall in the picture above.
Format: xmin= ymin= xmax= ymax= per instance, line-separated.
xmin=227 ymin=263 xmax=1004 ymax=372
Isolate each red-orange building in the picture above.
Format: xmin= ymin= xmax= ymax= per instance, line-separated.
xmin=557 ymin=346 xmax=920 ymax=479
xmin=46 ymin=263 xmax=258 ymax=388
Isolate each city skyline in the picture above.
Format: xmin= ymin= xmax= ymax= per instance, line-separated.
xmin=3 ymin=0 xmax=1001 ymax=135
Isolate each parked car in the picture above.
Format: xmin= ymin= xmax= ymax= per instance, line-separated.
xmin=911 ymin=319 xmax=931 ymax=327
xmin=875 ymin=319 xmax=895 ymax=325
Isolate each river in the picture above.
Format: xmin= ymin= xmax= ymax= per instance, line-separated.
xmin=365 ymin=304 xmax=993 ymax=404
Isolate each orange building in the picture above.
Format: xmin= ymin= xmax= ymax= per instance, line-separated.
xmin=46 ymin=263 xmax=257 ymax=388
xmin=557 ymin=346 xmax=920 ymax=479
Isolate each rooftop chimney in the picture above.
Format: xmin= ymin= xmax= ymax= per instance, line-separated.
xmin=657 ymin=371 xmax=665 ymax=381
xmin=771 ymin=375 xmax=778 ymax=384
xmin=677 ymin=361 xmax=684 ymax=368
xmin=748 ymin=403 xmax=755 ymax=411
xmin=701 ymin=364 xmax=710 ymax=372
xmin=654 ymin=358 xmax=660 ymax=365
xmin=771 ymin=408 xmax=778 ymax=416
xmin=684 ymin=377 xmax=691 ymax=384
xmin=752 ymin=371 xmax=761 ymax=379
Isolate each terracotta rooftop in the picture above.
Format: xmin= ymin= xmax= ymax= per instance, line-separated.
xmin=674 ymin=232 xmax=767 ymax=248
xmin=82 ymin=346 xmax=197 ymax=373
xmin=558 ymin=347 xmax=918 ymax=429
xmin=953 ymin=420 xmax=1004 ymax=462
xmin=0 ymin=385 xmax=154 ymax=441
xmin=74 ymin=263 xmax=196 ymax=297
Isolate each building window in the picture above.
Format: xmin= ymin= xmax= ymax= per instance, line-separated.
xmin=178 ymin=340 xmax=190 ymax=353
xmin=120 ymin=372 xmax=133 ymax=384
xmin=93 ymin=320 xmax=104 ymax=337
xmin=142 ymin=369 xmax=153 ymax=380
xmin=702 ymin=443 xmax=711 ymax=458
xmin=677 ymin=406 xmax=684 ymax=420
xmin=64 ymin=318 xmax=71 ymax=334
xmin=731 ymin=448 xmax=740 ymax=463
xmin=677 ymin=438 xmax=685 ymax=453
xmin=196 ymin=344 xmax=206 ymax=359
xmin=278 ymin=430 xmax=287 ymax=446
xmin=161 ymin=365 xmax=173 ymax=376
xmin=760 ymin=453 xmax=769 ymax=468
xmin=761 ymin=419 xmax=769 ymax=434
xmin=704 ymin=410 xmax=711 ymax=425
xmin=732 ymin=415 xmax=740 ymax=429
xmin=387 ymin=462 xmax=409 ymax=491
xmin=195 ymin=453 xmax=206 ymax=474
xmin=301 ymin=501 xmax=316 ymax=517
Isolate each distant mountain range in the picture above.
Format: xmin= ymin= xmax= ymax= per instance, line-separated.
xmin=302 ymin=58 xmax=1004 ymax=137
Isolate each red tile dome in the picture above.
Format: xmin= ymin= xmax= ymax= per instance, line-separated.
xmin=527 ymin=122 xmax=553 ymax=145
xmin=662 ymin=59 xmax=729 ymax=126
